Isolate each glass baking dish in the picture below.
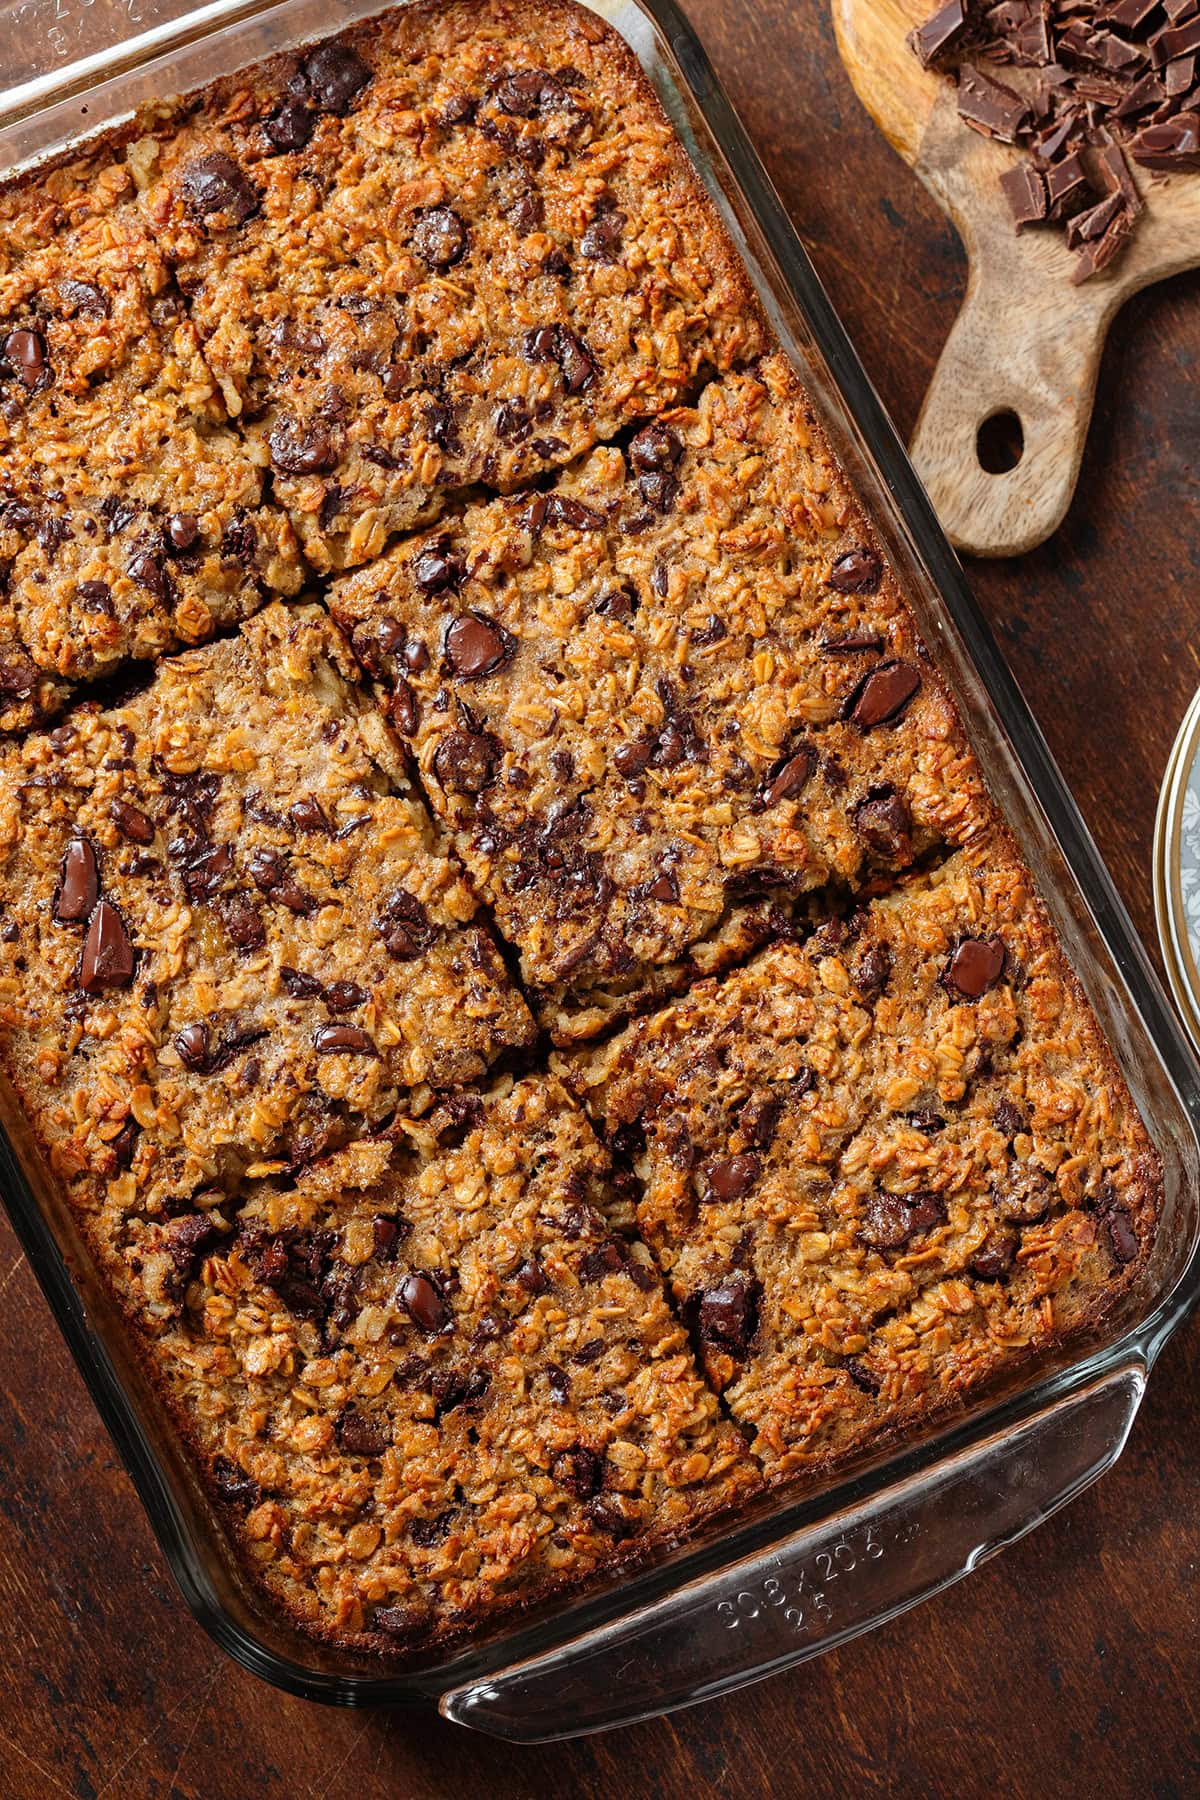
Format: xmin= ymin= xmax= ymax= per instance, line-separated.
xmin=1 ymin=0 xmax=1198 ymax=1741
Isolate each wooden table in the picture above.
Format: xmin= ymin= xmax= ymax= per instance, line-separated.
xmin=2 ymin=4 xmax=1198 ymax=1795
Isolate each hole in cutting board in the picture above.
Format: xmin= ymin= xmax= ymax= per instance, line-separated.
xmin=977 ymin=409 xmax=1024 ymax=474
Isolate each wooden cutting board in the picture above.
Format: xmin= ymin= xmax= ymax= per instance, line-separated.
xmin=833 ymin=0 xmax=1200 ymax=556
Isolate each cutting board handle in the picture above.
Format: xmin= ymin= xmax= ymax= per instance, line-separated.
xmin=909 ymin=222 xmax=1113 ymax=560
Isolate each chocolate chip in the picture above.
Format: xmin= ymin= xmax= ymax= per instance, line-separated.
xmin=325 ymin=980 xmax=367 ymax=1012
xmin=821 ymin=628 xmax=885 ymax=655
xmin=432 ymin=729 xmax=497 ymax=795
xmin=697 ymin=1275 xmax=760 ymax=1357
xmin=409 ymin=1510 xmax=456 ymax=1548
xmin=844 ymin=660 xmax=921 ymax=730
xmin=431 ymin=1092 xmax=484 ymax=1146
xmin=288 ymin=796 xmax=331 ymax=835
xmin=558 ymin=328 xmax=598 ymax=393
xmin=313 ymin=1024 xmax=378 ymax=1056
xmin=3 ymin=328 xmax=48 ymax=390
xmin=181 ymin=842 xmax=232 ymax=902
xmin=852 ymin=785 xmax=913 ymax=863
xmin=580 ymin=208 xmax=624 ymax=260
xmin=127 ymin=547 xmax=169 ymax=600
xmin=852 ymin=942 xmax=892 ymax=1002
xmin=264 ymin=97 xmax=314 ymax=150
xmin=248 ymin=848 xmax=316 ymax=915
xmin=227 ymin=503 xmax=264 ymax=564
xmin=524 ymin=323 xmax=596 ymax=391
xmin=412 ymin=206 xmax=470 ymax=268
xmin=302 ymin=42 xmax=370 ymax=113
xmin=78 ymin=901 xmax=134 ymax=992
xmin=445 ymin=612 xmax=512 ymax=679
xmin=378 ymin=889 xmax=434 ymax=960
xmin=57 ymin=278 xmax=109 ymax=319
xmin=494 ymin=68 xmax=556 ymax=116
xmin=54 ymin=837 xmax=98 ymax=922
xmin=707 ymin=1153 xmax=761 ymax=1203
xmin=552 ymin=1445 xmax=604 ymax=1499
xmin=219 ymin=893 xmax=265 ymax=950
xmin=829 ymin=546 xmax=882 ymax=593
xmin=280 ymin=964 xmax=324 ymax=998
xmin=175 ymin=1022 xmax=210 ymax=1070
xmin=515 ymin=1257 xmax=548 ymax=1295
xmin=544 ymin=494 xmax=605 ymax=531
xmin=993 ymin=1097 xmax=1027 ymax=1140
xmin=212 ymin=1456 xmax=261 ymax=1508
xmin=1106 ymin=1206 xmax=1139 ymax=1265
xmin=180 ymin=154 xmax=260 ymax=225
xmin=969 ymin=1233 xmax=1018 ymax=1281
xmin=164 ymin=512 xmax=199 ymax=553
xmin=942 ymin=935 xmax=1006 ymax=1001
xmin=373 ymin=1216 xmax=404 ymax=1260
xmin=645 ymin=871 xmax=678 ymax=903
xmin=760 ymin=745 xmax=816 ymax=809
xmin=859 ymin=1190 xmax=946 ymax=1252
xmin=398 ymin=1270 xmax=449 ymax=1333
xmin=335 ymin=1405 xmax=390 ymax=1457
xmin=0 ymin=643 xmax=40 ymax=698
xmin=268 ymin=415 xmax=338 ymax=475
xmin=546 ymin=1363 xmax=570 ymax=1403
xmin=411 ymin=542 xmax=465 ymax=593
xmin=994 ymin=1162 xmax=1051 ymax=1224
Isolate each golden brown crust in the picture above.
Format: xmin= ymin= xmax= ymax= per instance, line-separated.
xmin=330 ymin=355 xmax=989 ymax=1041
xmin=131 ymin=0 xmax=765 ymax=572
xmin=567 ymin=843 xmax=1159 ymax=1481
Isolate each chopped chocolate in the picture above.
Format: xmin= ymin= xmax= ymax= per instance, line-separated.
xmin=957 ymin=64 xmax=1030 ymax=141
xmin=1001 ymin=160 xmax=1049 ymax=226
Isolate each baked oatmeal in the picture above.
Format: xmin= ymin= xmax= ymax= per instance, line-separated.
xmin=569 ymin=846 xmax=1158 ymax=1478
xmin=122 ymin=1075 xmax=759 ymax=1651
xmin=0 ymin=0 xmax=1164 ymax=1665
xmin=132 ymin=0 xmax=764 ymax=572
xmin=0 ymin=144 xmax=303 ymax=732
xmin=0 ymin=602 xmax=533 ymax=1233
xmin=331 ymin=355 xmax=987 ymax=1041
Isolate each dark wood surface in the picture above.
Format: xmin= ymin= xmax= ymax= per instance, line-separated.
xmin=2 ymin=4 xmax=1198 ymax=1795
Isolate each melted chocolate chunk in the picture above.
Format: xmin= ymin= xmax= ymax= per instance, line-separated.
xmin=264 ymin=97 xmax=315 ymax=151
xmin=969 ymin=1232 xmax=1018 ymax=1281
xmin=268 ymin=416 xmax=338 ymax=475
xmin=552 ymin=1444 xmax=604 ymax=1499
xmin=54 ymin=837 xmax=99 ymax=922
xmin=445 ymin=612 xmax=513 ymax=679
xmin=398 ymin=1270 xmax=449 ymax=1333
xmin=696 ymin=1275 xmax=760 ymax=1358
xmin=432 ymin=728 xmax=498 ymax=795
xmin=412 ymin=206 xmax=470 ymax=268
xmin=335 ymin=1406 xmax=391 ymax=1457
xmin=852 ymin=785 xmax=913 ymax=863
xmin=829 ymin=546 xmax=882 ymax=593
xmin=706 ymin=1153 xmax=761 ymax=1203
xmin=3 ymin=328 xmax=48 ymax=390
xmin=180 ymin=154 xmax=260 ymax=224
xmin=411 ymin=542 xmax=465 ymax=593
xmin=859 ymin=1189 xmax=946 ymax=1252
xmin=78 ymin=901 xmax=134 ymax=993
xmin=302 ymin=42 xmax=370 ymax=113
xmin=843 ymin=660 xmax=921 ymax=730
xmin=942 ymin=935 xmax=1006 ymax=1000
xmin=759 ymin=745 xmax=816 ymax=809
xmin=313 ymin=1024 xmax=378 ymax=1056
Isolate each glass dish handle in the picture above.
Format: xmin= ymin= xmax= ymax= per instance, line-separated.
xmin=441 ymin=1361 xmax=1146 ymax=1742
